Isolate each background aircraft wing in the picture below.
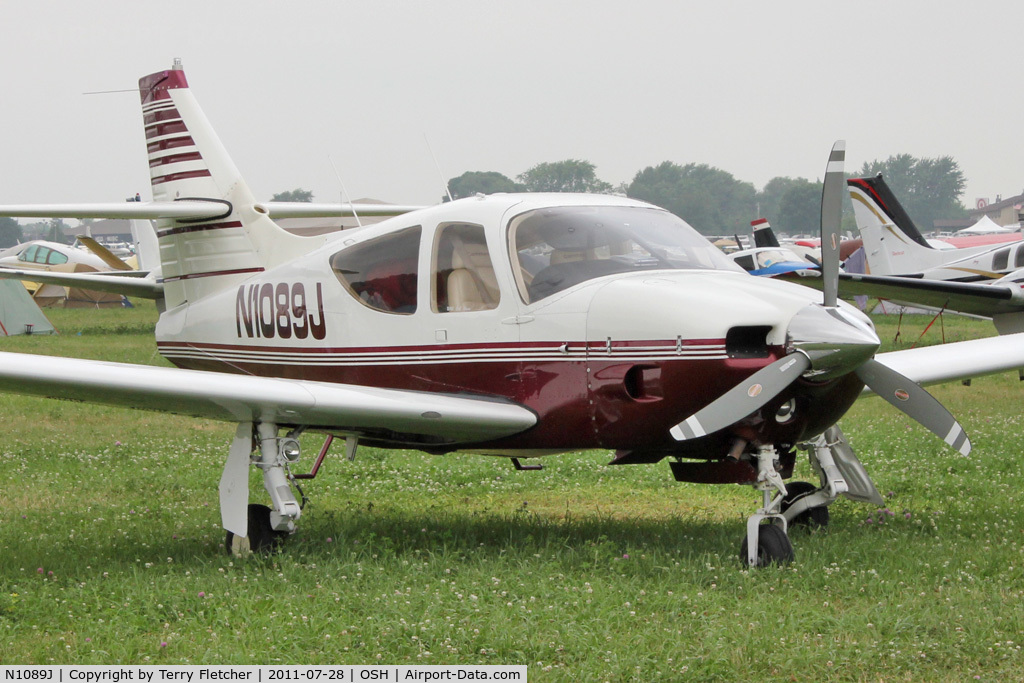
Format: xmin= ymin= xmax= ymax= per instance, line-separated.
xmin=0 ymin=351 xmax=537 ymax=444
xmin=76 ymin=236 xmax=134 ymax=271
xmin=260 ymin=202 xmax=426 ymax=218
xmin=790 ymin=271 xmax=1024 ymax=318
xmin=836 ymin=272 xmax=1024 ymax=318
xmin=0 ymin=268 xmax=162 ymax=299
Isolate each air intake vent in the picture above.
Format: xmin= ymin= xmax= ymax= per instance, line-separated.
xmin=726 ymin=325 xmax=771 ymax=358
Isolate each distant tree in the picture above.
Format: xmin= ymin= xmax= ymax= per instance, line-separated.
xmin=0 ymin=217 xmax=22 ymax=249
xmin=46 ymin=218 xmax=69 ymax=245
xmin=627 ymin=161 xmax=756 ymax=235
xmin=756 ymin=177 xmax=808 ymax=227
xmin=448 ymin=171 xmax=520 ymax=200
xmin=775 ymin=180 xmax=823 ymax=236
xmin=271 ymin=188 xmax=314 ymax=202
xmin=855 ymin=154 xmax=967 ymax=231
xmin=517 ymin=159 xmax=613 ymax=194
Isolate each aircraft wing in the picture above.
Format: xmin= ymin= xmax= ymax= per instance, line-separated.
xmin=0 ymin=268 xmax=161 ymax=299
xmin=871 ymin=331 xmax=1024 ymax=392
xmin=0 ymin=351 xmax=537 ymax=444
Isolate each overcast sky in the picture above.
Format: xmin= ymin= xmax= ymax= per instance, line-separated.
xmin=2 ymin=1 xmax=1021 ymax=214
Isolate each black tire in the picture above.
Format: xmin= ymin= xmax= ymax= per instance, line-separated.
xmin=740 ymin=523 xmax=795 ymax=567
xmin=224 ymin=504 xmax=287 ymax=556
xmin=782 ymin=481 xmax=830 ymax=529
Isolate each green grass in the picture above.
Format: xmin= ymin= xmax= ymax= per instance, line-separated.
xmin=1 ymin=303 xmax=1023 ymax=680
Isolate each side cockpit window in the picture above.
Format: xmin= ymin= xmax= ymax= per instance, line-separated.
xmin=19 ymin=245 xmax=38 ymax=263
xmin=434 ymin=223 xmax=499 ymax=312
xmin=330 ymin=226 xmax=421 ymax=314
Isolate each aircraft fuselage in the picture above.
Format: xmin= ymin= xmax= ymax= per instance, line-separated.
xmin=153 ymin=194 xmax=866 ymax=461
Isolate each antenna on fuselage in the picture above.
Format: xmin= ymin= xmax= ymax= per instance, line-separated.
xmin=424 ymin=133 xmax=454 ymax=202
xmin=328 ymin=155 xmax=362 ymax=228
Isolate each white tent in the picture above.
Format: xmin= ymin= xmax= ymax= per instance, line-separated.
xmin=0 ymin=280 xmax=55 ymax=336
xmin=956 ymin=215 xmax=1014 ymax=235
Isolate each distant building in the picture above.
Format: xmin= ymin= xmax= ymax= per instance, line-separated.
xmin=65 ymin=218 xmax=132 ymax=242
xmin=968 ymin=192 xmax=1024 ymax=227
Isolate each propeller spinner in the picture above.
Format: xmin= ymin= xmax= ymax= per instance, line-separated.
xmin=671 ymin=140 xmax=971 ymax=457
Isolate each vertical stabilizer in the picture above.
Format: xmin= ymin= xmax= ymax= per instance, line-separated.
xmin=139 ymin=60 xmax=316 ymax=308
xmin=848 ymin=175 xmax=942 ymax=275
xmin=751 ymin=218 xmax=780 ymax=248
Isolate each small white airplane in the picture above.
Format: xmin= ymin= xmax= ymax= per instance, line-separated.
xmin=0 ymin=238 xmax=129 ymax=306
xmin=850 ymin=175 xmax=1024 ymax=281
xmin=730 ymin=219 xmax=820 ymax=278
xmin=3 ymin=61 xmax=1024 ymax=567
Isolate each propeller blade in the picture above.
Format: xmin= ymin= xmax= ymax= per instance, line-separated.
xmin=855 ymin=358 xmax=971 ymax=456
xmin=670 ymin=353 xmax=811 ymax=441
xmin=821 ymin=140 xmax=845 ymax=308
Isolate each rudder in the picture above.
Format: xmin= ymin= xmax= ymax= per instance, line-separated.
xmin=139 ymin=60 xmax=315 ymax=308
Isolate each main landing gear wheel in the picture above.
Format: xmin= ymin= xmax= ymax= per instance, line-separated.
xmin=739 ymin=524 xmax=795 ymax=567
xmin=781 ymin=481 xmax=830 ymax=529
xmin=224 ymin=504 xmax=287 ymax=556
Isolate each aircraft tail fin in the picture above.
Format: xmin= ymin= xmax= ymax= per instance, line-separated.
xmin=847 ymin=175 xmax=931 ymax=248
xmin=847 ymin=174 xmax=937 ymax=275
xmin=751 ymin=218 xmax=781 ymax=248
xmin=139 ymin=60 xmax=317 ymax=308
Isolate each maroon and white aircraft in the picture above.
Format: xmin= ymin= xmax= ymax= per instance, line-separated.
xmin=2 ymin=61 xmax=1024 ymax=566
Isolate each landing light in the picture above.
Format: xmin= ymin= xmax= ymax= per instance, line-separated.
xmin=279 ymin=437 xmax=301 ymax=462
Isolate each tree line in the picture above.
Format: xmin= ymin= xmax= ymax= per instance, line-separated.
xmin=447 ymin=154 xmax=970 ymax=237
xmin=0 ymin=156 xmax=968 ymax=250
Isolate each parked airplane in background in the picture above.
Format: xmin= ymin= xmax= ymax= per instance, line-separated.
xmin=3 ymin=62 xmax=1024 ymax=567
xmin=850 ymin=175 xmax=1024 ymax=281
xmin=730 ymin=218 xmax=820 ymax=277
xmin=0 ymin=239 xmax=128 ymax=306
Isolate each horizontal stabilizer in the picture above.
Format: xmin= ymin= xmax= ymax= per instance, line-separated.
xmin=0 ymin=201 xmax=230 ymax=220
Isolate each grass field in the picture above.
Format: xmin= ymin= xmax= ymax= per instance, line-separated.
xmin=1 ymin=303 xmax=1023 ymax=680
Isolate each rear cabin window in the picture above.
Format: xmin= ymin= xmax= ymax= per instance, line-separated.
xmin=1015 ymin=245 xmax=1024 ymax=269
xmin=330 ymin=226 xmax=421 ymax=314
xmin=47 ymin=250 xmax=68 ymax=265
xmin=993 ymin=248 xmax=1010 ymax=272
xmin=433 ymin=223 xmax=499 ymax=312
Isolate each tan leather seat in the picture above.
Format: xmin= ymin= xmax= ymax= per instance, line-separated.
xmin=447 ymin=243 xmax=499 ymax=311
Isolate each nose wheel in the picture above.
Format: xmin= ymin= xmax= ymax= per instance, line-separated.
xmin=742 ymin=444 xmax=795 ymax=567
xmin=740 ymin=523 xmax=794 ymax=566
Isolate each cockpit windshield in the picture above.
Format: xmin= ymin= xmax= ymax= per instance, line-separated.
xmin=509 ymin=205 xmax=743 ymax=303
